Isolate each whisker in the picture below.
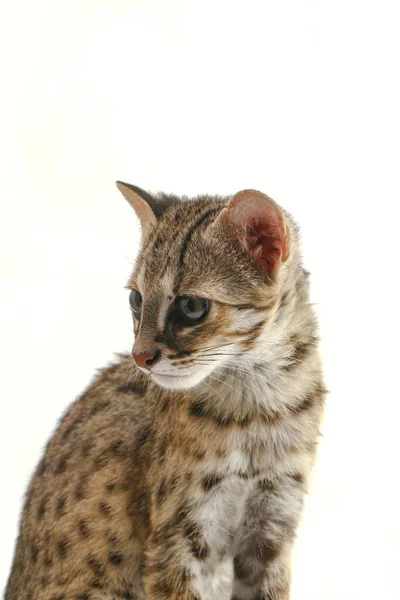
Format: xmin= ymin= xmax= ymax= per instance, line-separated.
xmin=198 ymin=352 xmax=242 ymax=357
xmin=195 ymin=342 xmax=236 ymax=353
xmin=206 ymin=373 xmax=242 ymax=396
xmin=126 ymin=364 xmax=136 ymax=385
xmin=166 ymin=342 xmax=235 ymax=360
xmin=202 ymin=379 xmax=225 ymax=403
xmin=216 ymin=363 xmax=293 ymax=404
xmin=211 ymin=369 xmax=260 ymax=398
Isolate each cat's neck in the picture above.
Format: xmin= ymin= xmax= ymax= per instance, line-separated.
xmin=192 ymin=268 xmax=318 ymax=422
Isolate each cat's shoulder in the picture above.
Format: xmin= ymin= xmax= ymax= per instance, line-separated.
xmin=32 ymin=355 xmax=155 ymax=482
xmin=59 ymin=354 xmax=152 ymax=430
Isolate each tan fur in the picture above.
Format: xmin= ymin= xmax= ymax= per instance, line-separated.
xmin=6 ymin=186 xmax=325 ymax=600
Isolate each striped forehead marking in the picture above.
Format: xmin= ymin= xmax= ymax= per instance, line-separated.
xmin=157 ymin=273 xmax=175 ymax=329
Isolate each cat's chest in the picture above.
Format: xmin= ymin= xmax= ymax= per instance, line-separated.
xmin=190 ymin=462 xmax=254 ymax=579
xmin=200 ymin=419 xmax=297 ymax=479
xmin=190 ymin=439 xmax=265 ymax=543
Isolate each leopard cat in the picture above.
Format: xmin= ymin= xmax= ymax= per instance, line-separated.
xmin=5 ymin=183 xmax=325 ymax=600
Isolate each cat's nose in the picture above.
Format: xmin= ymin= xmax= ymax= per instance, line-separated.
xmin=132 ymin=350 xmax=160 ymax=370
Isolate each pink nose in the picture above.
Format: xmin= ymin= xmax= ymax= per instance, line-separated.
xmin=133 ymin=352 xmax=158 ymax=370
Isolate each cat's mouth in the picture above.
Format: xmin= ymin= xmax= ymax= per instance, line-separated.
xmin=151 ymin=372 xmax=191 ymax=384
xmin=150 ymin=370 xmax=203 ymax=390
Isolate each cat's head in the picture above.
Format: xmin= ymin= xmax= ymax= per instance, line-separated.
xmin=117 ymin=182 xmax=297 ymax=390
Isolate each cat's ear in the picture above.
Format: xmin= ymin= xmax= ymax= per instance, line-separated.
xmin=218 ymin=189 xmax=290 ymax=276
xmin=116 ymin=182 xmax=157 ymax=233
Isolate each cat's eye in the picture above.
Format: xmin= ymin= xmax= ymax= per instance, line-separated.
xmin=175 ymin=296 xmax=210 ymax=325
xmin=129 ymin=290 xmax=143 ymax=314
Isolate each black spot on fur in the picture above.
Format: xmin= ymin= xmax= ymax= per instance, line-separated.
xmin=58 ymin=537 xmax=69 ymax=558
xmin=111 ymin=441 xmax=125 ymax=455
xmin=37 ymin=499 xmax=47 ymax=520
xmin=189 ymin=401 xmax=237 ymax=427
xmin=233 ymin=556 xmax=249 ymax=580
xmin=56 ymin=457 xmax=67 ymax=474
xmin=88 ymin=556 xmax=105 ymax=577
xmin=173 ymin=505 xmax=189 ymax=528
xmin=106 ymin=532 xmax=119 ymax=545
xmin=82 ymin=441 xmax=95 ymax=457
xmin=291 ymin=472 xmax=305 ymax=484
xmin=56 ymin=497 xmax=66 ymax=516
xmin=258 ymin=478 xmax=276 ymax=492
xmin=117 ymin=382 xmax=146 ymax=395
xmin=112 ymin=590 xmax=135 ymax=599
xmin=75 ymin=477 xmax=87 ymax=500
xmin=90 ymin=401 xmax=110 ymax=416
xmin=238 ymin=468 xmax=260 ymax=480
xmin=62 ymin=416 xmax=83 ymax=439
xmin=78 ymin=519 xmax=91 ymax=538
xmin=189 ymin=401 xmax=205 ymax=418
xmin=37 ymin=459 xmax=47 ymax=476
xmin=94 ymin=449 xmax=110 ymax=470
xmin=193 ymin=448 xmax=206 ymax=460
xmin=280 ymin=291 xmax=291 ymax=307
xmin=190 ymin=542 xmax=210 ymax=560
xmin=283 ymin=338 xmax=317 ymax=371
xmin=153 ymin=235 xmax=164 ymax=251
xmin=184 ymin=522 xmax=210 ymax=560
xmin=253 ymin=539 xmax=280 ymax=563
xmin=31 ymin=542 xmax=39 ymax=563
xmin=44 ymin=551 xmax=53 ymax=567
xmin=109 ymin=551 xmax=124 ymax=565
xmin=157 ymin=481 xmax=167 ymax=506
xmin=138 ymin=425 xmax=152 ymax=444
xmin=214 ymin=412 xmax=234 ymax=426
xmin=290 ymin=393 xmax=315 ymax=415
xmin=99 ymin=502 xmax=113 ymax=518
xmin=201 ymin=474 xmax=223 ymax=491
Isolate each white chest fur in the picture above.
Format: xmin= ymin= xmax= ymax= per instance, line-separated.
xmin=190 ymin=474 xmax=254 ymax=600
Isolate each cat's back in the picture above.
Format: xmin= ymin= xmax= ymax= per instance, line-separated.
xmin=5 ymin=355 xmax=152 ymax=600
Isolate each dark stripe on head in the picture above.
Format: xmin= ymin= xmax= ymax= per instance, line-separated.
xmin=178 ymin=207 xmax=222 ymax=269
xmin=229 ymin=320 xmax=266 ymax=339
xmin=236 ymin=303 xmax=274 ymax=312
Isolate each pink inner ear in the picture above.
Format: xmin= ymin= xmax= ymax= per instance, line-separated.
xmin=228 ymin=193 xmax=289 ymax=275
xmin=246 ymin=215 xmax=287 ymax=274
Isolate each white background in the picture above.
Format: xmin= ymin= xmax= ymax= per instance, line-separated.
xmin=1 ymin=1 xmax=399 ymax=597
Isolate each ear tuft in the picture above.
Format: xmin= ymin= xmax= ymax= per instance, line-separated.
xmin=222 ymin=189 xmax=290 ymax=275
xmin=116 ymin=181 xmax=157 ymax=232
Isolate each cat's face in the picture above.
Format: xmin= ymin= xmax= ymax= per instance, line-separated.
xmin=118 ymin=183 xmax=291 ymax=390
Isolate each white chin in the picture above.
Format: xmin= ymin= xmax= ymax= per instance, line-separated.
xmin=151 ymin=371 xmax=204 ymax=390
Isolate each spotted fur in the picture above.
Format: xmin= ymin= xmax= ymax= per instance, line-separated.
xmin=6 ymin=185 xmax=325 ymax=600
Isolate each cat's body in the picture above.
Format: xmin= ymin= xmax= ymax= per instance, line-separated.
xmin=6 ymin=186 xmax=325 ymax=600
